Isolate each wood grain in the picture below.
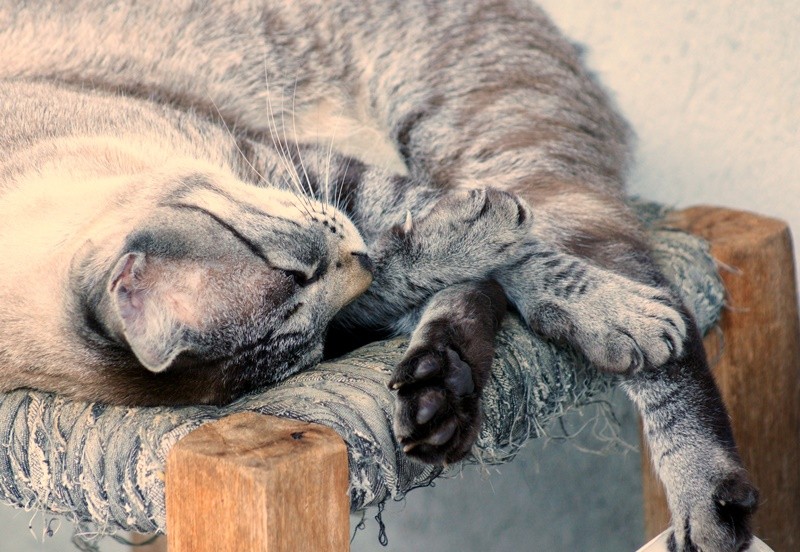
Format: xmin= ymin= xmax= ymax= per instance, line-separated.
xmin=165 ymin=412 xmax=349 ymax=552
xmin=641 ymin=206 xmax=800 ymax=551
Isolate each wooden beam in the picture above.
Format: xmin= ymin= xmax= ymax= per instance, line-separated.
xmin=165 ymin=412 xmax=349 ymax=552
xmin=642 ymin=206 xmax=800 ymax=551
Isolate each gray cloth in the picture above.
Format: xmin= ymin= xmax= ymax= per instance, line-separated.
xmin=0 ymin=205 xmax=724 ymax=541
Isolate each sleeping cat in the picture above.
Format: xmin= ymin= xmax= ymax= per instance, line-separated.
xmin=0 ymin=0 xmax=757 ymax=550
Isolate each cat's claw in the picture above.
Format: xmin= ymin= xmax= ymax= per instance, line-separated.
xmin=389 ymin=347 xmax=483 ymax=465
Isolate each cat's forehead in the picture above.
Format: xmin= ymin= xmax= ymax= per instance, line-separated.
xmin=151 ymin=166 xmax=369 ymax=257
xmin=166 ymin=171 xmax=307 ymax=220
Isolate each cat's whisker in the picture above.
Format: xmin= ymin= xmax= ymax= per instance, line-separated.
xmin=264 ymin=104 xmax=306 ymax=202
xmin=261 ymin=62 xmax=306 ymax=200
xmin=261 ymin=63 xmax=314 ymax=218
xmin=323 ymin=126 xmax=336 ymax=217
xmin=324 ymin=100 xmax=354 ymax=222
xmin=289 ymin=75 xmax=318 ymax=213
xmin=205 ymin=95 xmax=275 ymax=194
xmin=207 ymin=92 xmax=312 ymax=220
xmin=277 ymin=84 xmax=314 ymax=206
xmin=324 ymin=109 xmax=345 ymax=223
xmin=268 ymin=122 xmax=310 ymax=208
xmin=336 ymin=154 xmax=357 ymax=219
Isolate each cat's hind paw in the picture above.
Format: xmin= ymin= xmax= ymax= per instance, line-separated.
xmin=388 ymin=280 xmax=504 ymax=465
xmin=389 ymin=347 xmax=483 ymax=465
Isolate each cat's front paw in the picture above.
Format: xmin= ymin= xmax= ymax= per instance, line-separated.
xmin=447 ymin=186 xmax=531 ymax=230
xmin=389 ymin=347 xmax=484 ymax=465
xmin=526 ymin=269 xmax=688 ymax=375
xmin=668 ymin=470 xmax=759 ymax=552
xmin=580 ymin=279 xmax=687 ymax=374
xmin=409 ymin=187 xmax=532 ymax=264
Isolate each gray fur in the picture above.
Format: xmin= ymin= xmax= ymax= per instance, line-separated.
xmin=0 ymin=1 xmax=757 ymax=550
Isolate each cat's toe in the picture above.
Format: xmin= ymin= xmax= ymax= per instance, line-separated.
xmin=389 ymin=348 xmax=482 ymax=465
xmin=583 ymin=330 xmax=644 ymax=374
xmin=437 ymin=187 xmax=529 ymax=227
xmin=418 ymin=187 xmax=532 ymax=256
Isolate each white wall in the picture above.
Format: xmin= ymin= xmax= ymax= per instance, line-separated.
xmin=537 ymin=0 xmax=800 ymax=270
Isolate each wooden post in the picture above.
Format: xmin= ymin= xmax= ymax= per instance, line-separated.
xmin=641 ymin=206 xmax=800 ymax=551
xmin=165 ymin=412 xmax=349 ymax=552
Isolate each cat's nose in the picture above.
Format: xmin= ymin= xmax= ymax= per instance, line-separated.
xmin=352 ymin=251 xmax=374 ymax=276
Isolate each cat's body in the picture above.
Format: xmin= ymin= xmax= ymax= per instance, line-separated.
xmin=0 ymin=1 xmax=757 ymax=550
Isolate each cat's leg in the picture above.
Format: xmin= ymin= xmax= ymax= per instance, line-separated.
xmin=495 ymin=245 xmax=757 ymax=551
xmin=494 ymin=241 xmax=687 ymax=375
xmin=388 ymin=280 xmax=507 ymax=465
xmin=627 ymin=322 xmax=759 ymax=552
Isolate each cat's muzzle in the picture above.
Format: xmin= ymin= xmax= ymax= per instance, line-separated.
xmin=352 ymin=251 xmax=374 ymax=276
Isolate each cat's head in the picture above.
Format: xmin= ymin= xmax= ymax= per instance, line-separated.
xmin=69 ymin=164 xmax=373 ymax=404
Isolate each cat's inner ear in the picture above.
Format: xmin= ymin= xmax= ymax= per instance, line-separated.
xmin=109 ymin=252 xmax=194 ymax=373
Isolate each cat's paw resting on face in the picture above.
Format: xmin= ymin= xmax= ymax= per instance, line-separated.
xmin=388 ymin=281 xmax=507 ymax=465
xmin=400 ymin=187 xmax=534 ymax=274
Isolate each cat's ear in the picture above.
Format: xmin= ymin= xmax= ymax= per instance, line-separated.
xmin=109 ymin=252 xmax=190 ymax=373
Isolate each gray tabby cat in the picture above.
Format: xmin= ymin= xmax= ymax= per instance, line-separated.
xmin=0 ymin=0 xmax=757 ymax=550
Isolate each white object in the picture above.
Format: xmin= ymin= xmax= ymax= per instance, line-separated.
xmin=636 ymin=529 xmax=775 ymax=552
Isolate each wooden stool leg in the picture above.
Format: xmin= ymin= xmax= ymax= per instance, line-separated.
xmin=641 ymin=206 xmax=800 ymax=550
xmin=166 ymin=412 xmax=349 ymax=552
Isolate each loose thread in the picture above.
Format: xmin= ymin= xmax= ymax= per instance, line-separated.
xmin=375 ymin=501 xmax=388 ymax=547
